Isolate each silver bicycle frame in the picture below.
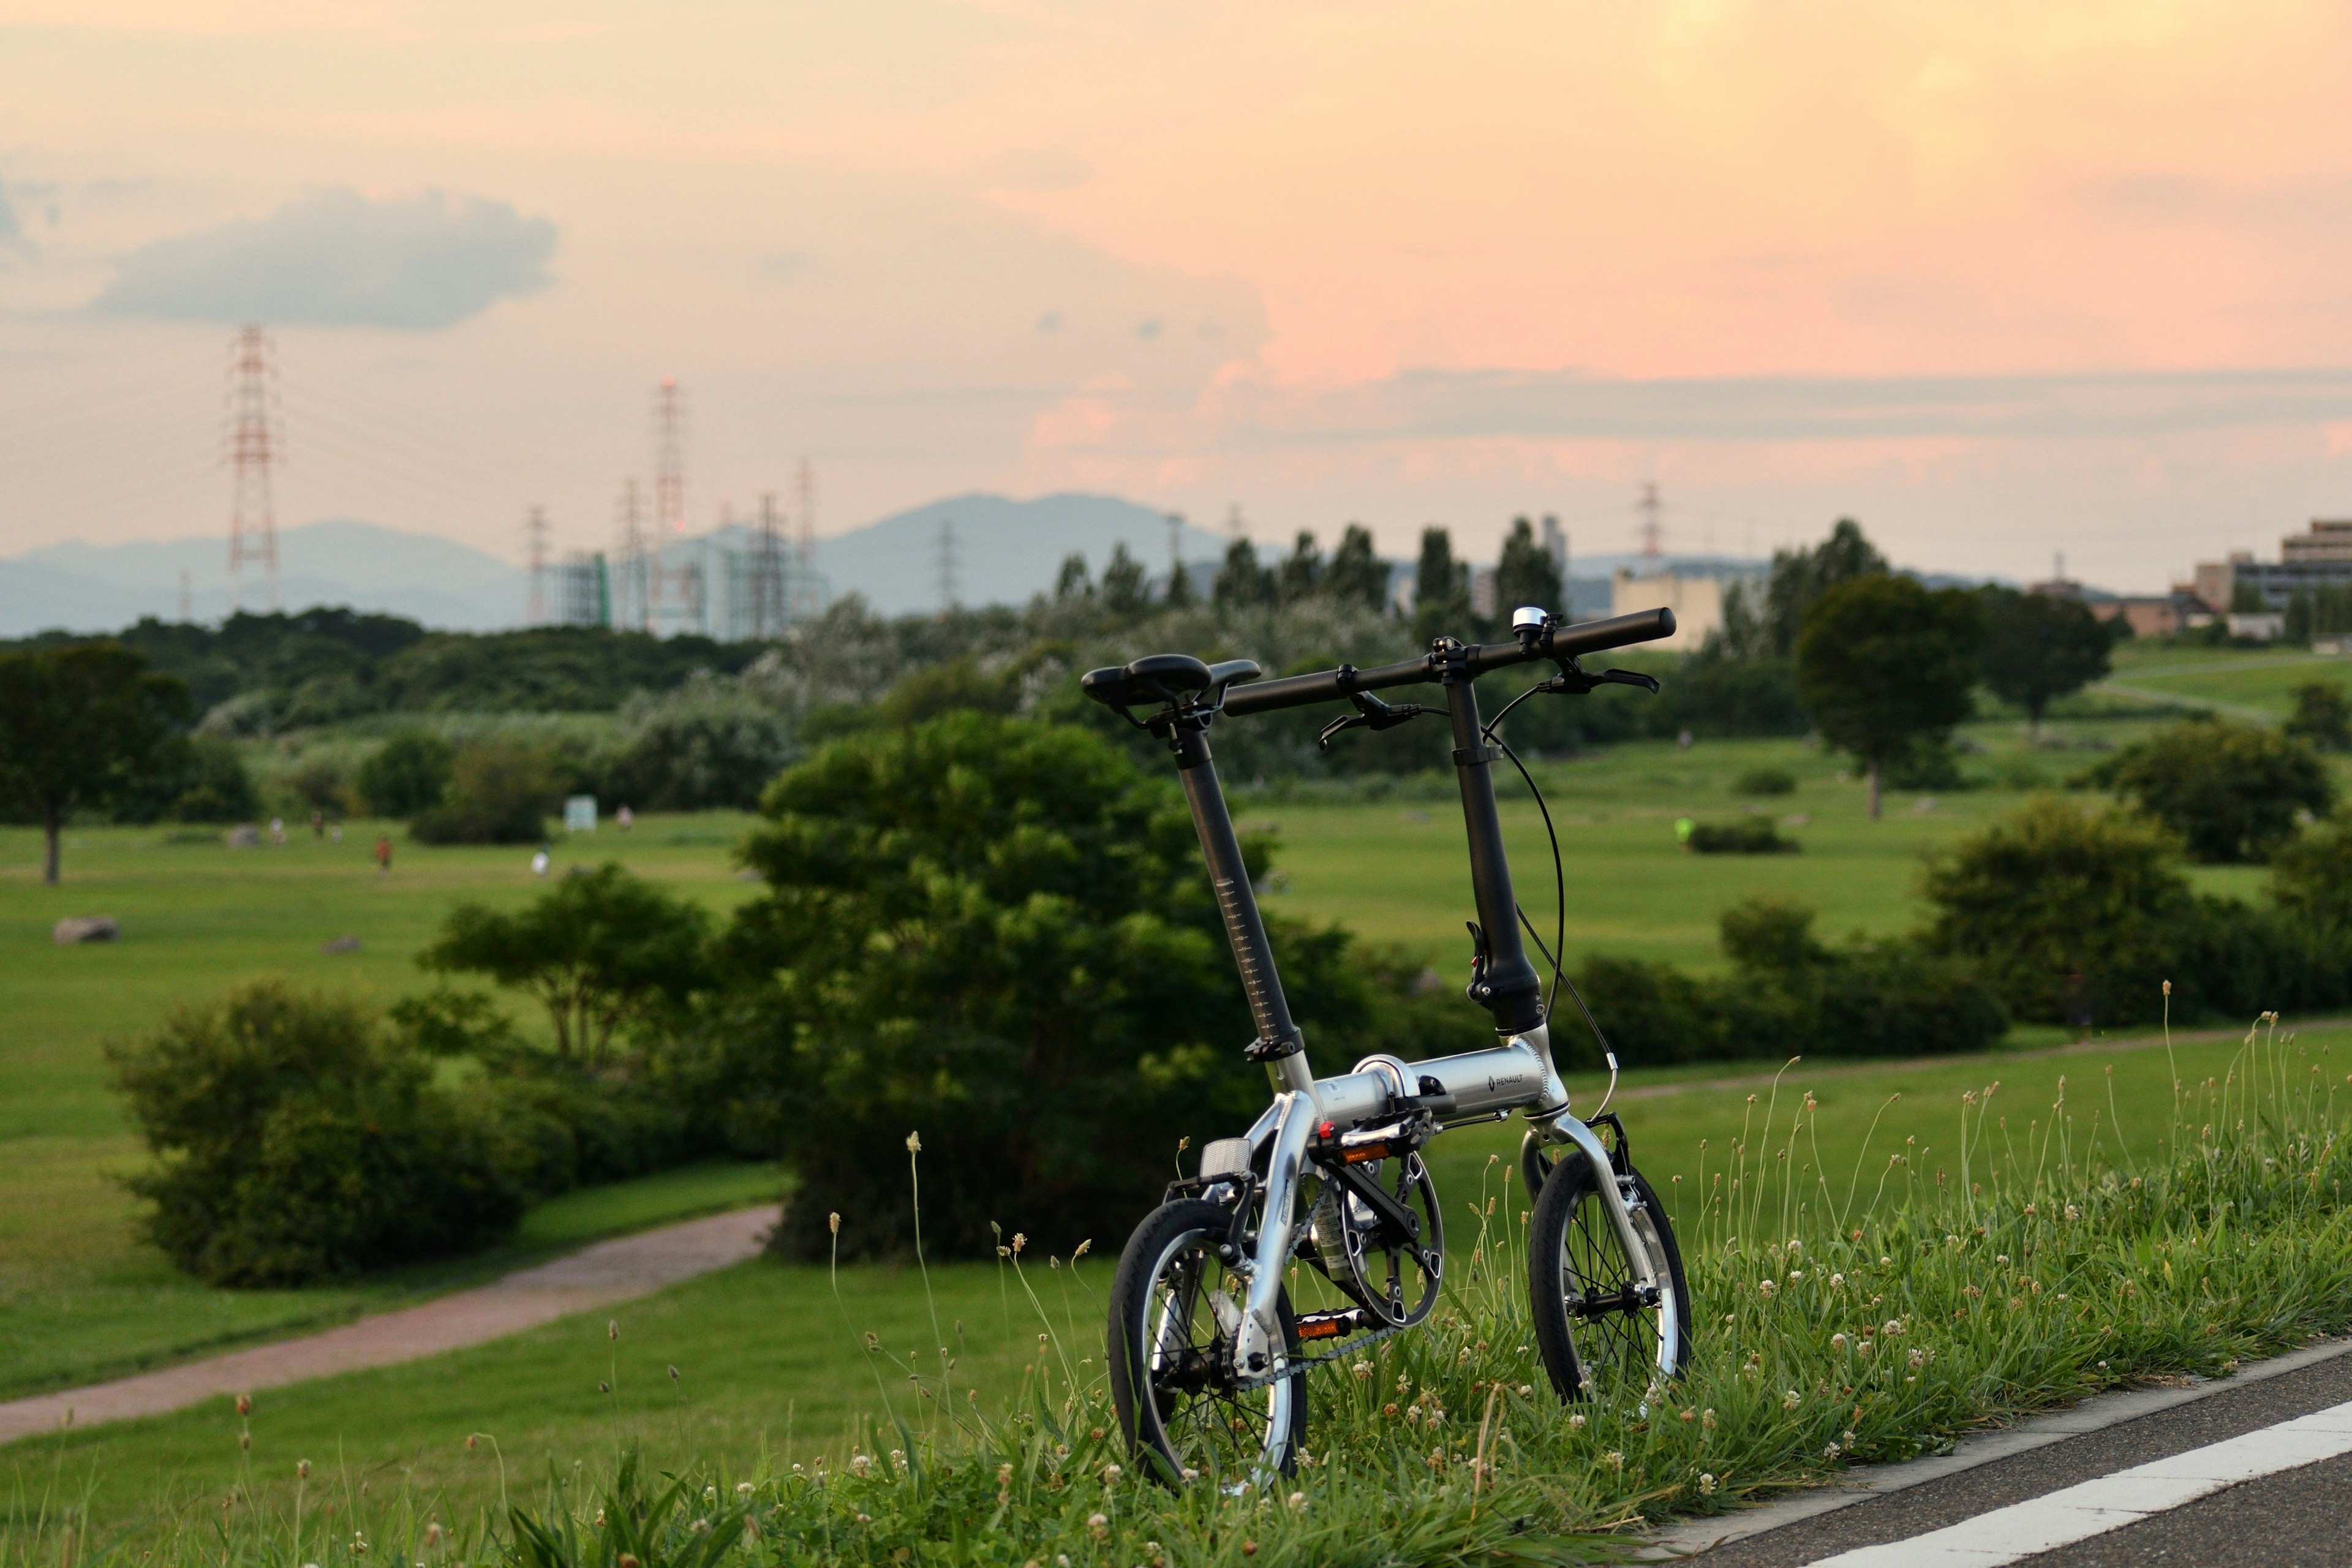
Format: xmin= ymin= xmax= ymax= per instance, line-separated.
xmin=1227 ymin=1022 xmax=1662 ymax=1377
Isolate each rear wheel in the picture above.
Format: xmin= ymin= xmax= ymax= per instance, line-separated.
xmin=1107 ymin=1199 xmax=1306 ymax=1488
xmin=1527 ymin=1152 xmax=1689 ymax=1403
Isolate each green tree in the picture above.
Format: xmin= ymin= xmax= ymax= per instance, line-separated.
xmin=718 ymin=714 xmax=1478 ymax=1259
xmin=1322 ymin=523 xmax=1390 ymax=612
xmin=1763 ymin=518 xmax=1888 ymax=657
xmin=356 ymin=731 xmax=455 ymax=817
xmin=1161 ymin=517 xmax=1198 ymax=610
xmin=1054 ymin=552 xmax=1091 ymax=601
xmin=1275 ymin=530 xmax=1323 ymax=603
xmin=603 ymin=673 xmax=797 ymax=811
xmin=2284 ymin=680 xmax=2352 ymax=751
xmin=0 ymin=641 xmax=190 ymax=883
xmin=1921 ymin=799 xmax=2193 ymax=1025
xmin=1794 ymin=575 xmax=1981 ymax=818
xmin=420 ymin=864 xmax=712 ymax=1062
xmin=1413 ymin=526 xmax=1472 ymax=641
xmin=1100 ymin=542 xmax=1150 ymax=614
xmin=2086 ymin=718 xmax=2334 ymax=862
xmin=1494 ymin=515 xmax=1565 ymax=619
xmin=1978 ymin=588 xmax=2113 ymax=732
xmin=1213 ymin=537 xmax=1272 ymax=607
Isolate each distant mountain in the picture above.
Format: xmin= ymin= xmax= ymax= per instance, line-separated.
xmin=816 ymin=492 xmax=1229 ymax=616
xmin=0 ymin=519 xmax=526 ymax=637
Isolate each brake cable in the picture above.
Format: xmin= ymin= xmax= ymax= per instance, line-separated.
xmin=1482 ymin=705 xmax=1622 ymax=1117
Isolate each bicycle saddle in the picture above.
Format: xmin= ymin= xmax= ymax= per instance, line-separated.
xmin=1080 ymin=654 xmax=1262 ymax=715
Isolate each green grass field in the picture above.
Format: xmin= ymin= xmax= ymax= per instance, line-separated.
xmin=5 ymin=652 xmax=2348 ymax=1547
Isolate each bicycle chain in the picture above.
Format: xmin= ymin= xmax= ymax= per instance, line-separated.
xmin=1232 ymin=1318 xmax=1414 ymax=1391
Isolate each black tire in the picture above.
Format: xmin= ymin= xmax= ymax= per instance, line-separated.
xmin=1527 ymin=1153 xmax=1691 ymax=1403
xmin=1106 ymin=1199 xmax=1307 ymax=1487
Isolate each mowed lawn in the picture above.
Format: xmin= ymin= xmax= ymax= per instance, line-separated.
xmin=4 ymin=1021 xmax=2335 ymax=1548
xmin=1256 ymin=727 xmax=2281 ymax=970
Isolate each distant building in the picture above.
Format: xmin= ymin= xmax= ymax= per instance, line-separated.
xmin=548 ymin=522 xmax=825 ymax=638
xmin=1610 ymin=569 xmax=1749 ymax=651
xmin=2089 ymin=594 xmax=2207 ymax=639
xmin=2193 ymin=519 xmax=2352 ymax=612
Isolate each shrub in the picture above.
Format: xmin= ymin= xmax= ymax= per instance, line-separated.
xmin=106 ymin=979 xmax=523 ymax=1285
xmin=720 ymin=713 xmax=1478 ymax=1261
xmin=2271 ymin=819 xmax=2352 ymax=933
xmin=112 ymin=733 xmax=261 ymax=824
xmin=601 ymin=673 xmax=797 ymax=811
xmin=356 ymin=731 xmax=454 ymax=817
xmin=2084 ymin=717 xmax=2333 ymax=862
xmin=2284 ymin=680 xmax=2352 ymax=751
xmin=1566 ymin=898 xmax=2005 ymax=1065
xmin=410 ymin=741 xmax=560 ymax=844
xmin=1732 ymin=765 xmax=1796 ymax=796
xmin=1687 ymin=818 xmax=1797 ymax=854
xmin=282 ymin=754 xmax=350 ymax=815
xmin=1921 ymin=798 xmax=2192 ymax=1025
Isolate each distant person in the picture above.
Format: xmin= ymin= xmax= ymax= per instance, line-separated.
xmin=310 ymin=810 xmax=325 ymax=839
xmin=330 ymin=824 xmax=343 ymax=843
xmin=1676 ymin=729 xmax=1694 ymax=751
xmin=374 ymin=835 xmax=393 ymax=878
xmin=1675 ymin=816 xmax=1695 ymax=845
xmin=531 ymin=848 xmax=550 ymax=876
xmin=616 ymin=805 xmax=635 ymax=832
xmin=270 ymin=816 xmax=286 ymax=846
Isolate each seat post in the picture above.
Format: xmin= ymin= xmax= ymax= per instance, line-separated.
xmin=1168 ymin=722 xmax=1313 ymax=1093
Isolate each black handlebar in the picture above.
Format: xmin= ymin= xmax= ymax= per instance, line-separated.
xmin=1219 ymin=606 xmax=1676 ymax=718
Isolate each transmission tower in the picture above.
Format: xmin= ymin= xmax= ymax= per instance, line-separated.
xmin=792 ymin=458 xmax=820 ymax=620
xmin=615 ymin=477 xmax=650 ymax=630
xmin=1636 ymin=481 xmax=1662 ymax=558
xmin=225 ymin=325 xmax=281 ymax=611
xmin=937 ymin=516 xmax=960 ymax=612
xmin=178 ymin=568 xmax=192 ymax=623
xmin=653 ymin=378 xmax=687 ymax=535
xmin=525 ymin=505 xmax=551 ymax=625
xmin=753 ymin=492 xmax=784 ymax=639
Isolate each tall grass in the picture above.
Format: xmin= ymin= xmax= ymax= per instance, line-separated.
xmin=11 ymin=1019 xmax=2351 ymax=1567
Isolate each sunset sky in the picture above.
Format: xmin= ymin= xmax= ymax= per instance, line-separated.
xmin=3 ymin=1 xmax=2350 ymax=590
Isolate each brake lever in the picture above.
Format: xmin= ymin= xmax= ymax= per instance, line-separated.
xmin=1537 ymin=663 xmax=1661 ymax=697
xmin=1317 ymin=690 xmax=1438 ymax=749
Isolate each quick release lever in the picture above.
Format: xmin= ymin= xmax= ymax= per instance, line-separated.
xmin=1317 ymin=688 xmax=1441 ymax=750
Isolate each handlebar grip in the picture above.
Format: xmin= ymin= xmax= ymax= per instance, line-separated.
xmin=1543 ymin=606 xmax=1676 ymax=660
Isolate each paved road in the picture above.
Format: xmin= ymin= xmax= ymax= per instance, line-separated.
xmin=0 ymin=1205 xmax=779 ymax=1447
xmin=1672 ymin=1340 xmax=2352 ymax=1566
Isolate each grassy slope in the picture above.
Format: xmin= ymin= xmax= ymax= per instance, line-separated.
xmin=2094 ymin=639 xmax=2352 ymax=718
xmin=5 ymin=1023 xmax=2329 ymax=1545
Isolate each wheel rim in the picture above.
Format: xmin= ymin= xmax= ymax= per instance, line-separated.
xmin=1553 ymin=1176 xmax=1679 ymax=1397
xmin=1130 ymin=1223 xmax=1294 ymax=1484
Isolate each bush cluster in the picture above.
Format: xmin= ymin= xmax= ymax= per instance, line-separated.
xmin=1569 ymin=899 xmax=2007 ymax=1065
xmin=1686 ymin=818 xmax=1798 ymax=854
xmin=107 ymin=982 xmax=525 ymax=1285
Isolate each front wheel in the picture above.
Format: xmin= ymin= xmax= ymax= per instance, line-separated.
xmin=1107 ymin=1199 xmax=1307 ymax=1487
xmin=1528 ymin=1152 xmax=1690 ymax=1403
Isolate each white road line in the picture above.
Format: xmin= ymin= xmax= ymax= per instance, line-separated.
xmin=1803 ymin=1396 xmax=2352 ymax=1566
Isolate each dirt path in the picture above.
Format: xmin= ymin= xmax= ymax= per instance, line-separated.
xmin=0 ymin=1205 xmax=779 ymax=1448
